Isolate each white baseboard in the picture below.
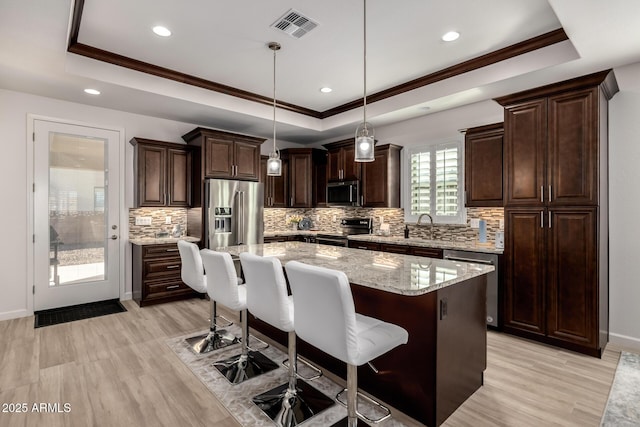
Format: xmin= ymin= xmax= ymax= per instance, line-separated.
xmin=0 ymin=309 xmax=32 ymax=322
xmin=121 ymin=292 xmax=132 ymax=301
xmin=609 ymin=332 xmax=640 ymax=353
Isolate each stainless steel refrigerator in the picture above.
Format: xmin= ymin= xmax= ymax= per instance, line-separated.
xmin=204 ymin=179 xmax=264 ymax=249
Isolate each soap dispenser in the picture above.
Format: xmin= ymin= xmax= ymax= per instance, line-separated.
xmin=404 ymin=224 xmax=409 ymax=239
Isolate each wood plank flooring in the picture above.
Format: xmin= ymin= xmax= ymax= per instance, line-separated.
xmin=0 ymin=298 xmax=621 ymax=427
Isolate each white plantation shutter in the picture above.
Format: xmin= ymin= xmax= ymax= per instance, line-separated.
xmin=407 ymin=141 xmax=464 ymax=224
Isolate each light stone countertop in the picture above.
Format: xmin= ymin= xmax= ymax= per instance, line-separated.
xmin=347 ymin=234 xmax=504 ymax=254
xmin=215 ymin=241 xmax=494 ymax=296
xmin=129 ymin=236 xmax=200 ymax=246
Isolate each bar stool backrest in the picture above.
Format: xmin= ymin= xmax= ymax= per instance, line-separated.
xmin=240 ymin=252 xmax=293 ymax=333
xmin=285 ymin=261 xmax=359 ymax=365
xmin=177 ymin=240 xmax=207 ymax=293
xmin=201 ymin=249 xmax=245 ymax=311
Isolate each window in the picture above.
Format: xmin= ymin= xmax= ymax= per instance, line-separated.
xmin=406 ymin=140 xmax=465 ymax=224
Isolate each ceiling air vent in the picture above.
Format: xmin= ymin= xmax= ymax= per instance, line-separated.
xmin=271 ymin=9 xmax=318 ymax=39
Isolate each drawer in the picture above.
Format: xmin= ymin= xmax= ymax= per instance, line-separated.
xmin=380 ymin=243 xmax=410 ymax=254
xmin=145 ymin=279 xmax=192 ymax=298
xmin=143 ymin=244 xmax=181 ymax=258
xmin=410 ymin=246 xmax=443 ymax=259
xmin=348 ymin=241 xmax=380 ymax=251
xmin=143 ymin=258 xmax=182 ymax=280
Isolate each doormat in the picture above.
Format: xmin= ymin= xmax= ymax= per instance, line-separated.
xmin=601 ymin=351 xmax=640 ymax=426
xmin=34 ymin=299 xmax=126 ymax=328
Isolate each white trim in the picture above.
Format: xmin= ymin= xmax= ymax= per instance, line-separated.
xmin=0 ymin=309 xmax=31 ymax=322
xmin=121 ymin=292 xmax=132 ymax=301
xmin=26 ymin=114 xmax=126 ymax=313
xmin=609 ymin=332 xmax=640 ymax=353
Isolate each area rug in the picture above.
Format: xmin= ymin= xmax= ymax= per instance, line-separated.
xmin=34 ymin=298 xmax=126 ymax=328
xmin=601 ymin=351 xmax=640 ymax=426
xmin=166 ymin=326 xmax=409 ymax=426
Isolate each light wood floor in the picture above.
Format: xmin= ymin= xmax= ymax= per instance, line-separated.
xmin=0 ymin=298 xmax=621 ymax=427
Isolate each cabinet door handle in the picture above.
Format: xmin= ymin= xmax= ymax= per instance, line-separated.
xmin=166 ymin=265 xmax=180 ymax=269
xmin=548 ymin=211 xmax=552 ymax=228
xmin=166 ymin=285 xmax=180 ymax=290
xmin=548 ymin=185 xmax=552 ymax=202
xmin=165 ymin=248 xmax=179 ymax=252
xmin=540 ymin=186 xmax=544 ymax=203
xmin=290 ymin=197 xmax=293 ymax=206
xmin=540 ymin=211 xmax=544 ymax=228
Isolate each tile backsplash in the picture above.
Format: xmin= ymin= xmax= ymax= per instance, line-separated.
xmin=128 ymin=208 xmax=187 ymax=239
xmin=129 ymin=206 xmax=504 ymax=245
xmin=265 ymin=207 xmax=504 ymax=244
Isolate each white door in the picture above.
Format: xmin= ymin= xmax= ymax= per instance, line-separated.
xmin=33 ymin=119 xmax=120 ymax=311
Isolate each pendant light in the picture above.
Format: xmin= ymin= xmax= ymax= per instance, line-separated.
xmin=355 ymin=0 xmax=375 ymax=162
xmin=267 ymin=42 xmax=282 ymax=176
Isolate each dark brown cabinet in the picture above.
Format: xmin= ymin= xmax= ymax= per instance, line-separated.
xmin=325 ymin=140 xmax=360 ymax=181
xmin=260 ymin=155 xmax=288 ymax=207
xmin=361 ymin=144 xmax=402 ymax=208
xmin=130 ymin=138 xmax=192 ymax=207
xmin=348 ymin=240 xmax=444 ymax=259
xmin=182 ymin=127 xmax=264 ymax=182
xmin=496 ymin=70 xmax=618 ymax=357
xmin=132 ymin=243 xmax=198 ymax=306
xmin=464 ymin=123 xmax=504 ymax=207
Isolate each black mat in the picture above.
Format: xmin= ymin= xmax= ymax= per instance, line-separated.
xmin=34 ymin=299 xmax=126 ymax=328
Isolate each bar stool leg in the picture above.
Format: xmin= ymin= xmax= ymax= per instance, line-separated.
xmin=213 ymin=309 xmax=279 ymax=384
xmin=252 ymin=331 xmax=334 ymax=426
xmin=186 ymin=301 xmax=239 ymax=354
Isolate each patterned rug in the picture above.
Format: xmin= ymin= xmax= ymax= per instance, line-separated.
xmin=601 ymin=351 xmax=640 ymax=426
xmin=166 ymin=326 xmax=409 ymax=426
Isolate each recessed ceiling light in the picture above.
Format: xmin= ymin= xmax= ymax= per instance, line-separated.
xmin=152 ymin=26 xmax=172 ymax=37
xmin=84 ymin=88 xmax=100 ymax=95
xmin=442 ymin=31 xmax=460 ymax=42
xmin=320 ymin=87 xmax=332 ymax=93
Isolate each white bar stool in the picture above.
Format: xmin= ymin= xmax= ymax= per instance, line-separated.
xmin=201 ymin=249 xmax=279 ymax=384
xmin=240 ymin=252 xmax=334 ymax=426
xmin=285 ymin=261 xmax=409 ymax=427
xmin=177 ymin=240 xmax=238 ymax=353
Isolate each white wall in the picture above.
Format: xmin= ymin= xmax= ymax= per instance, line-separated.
xmin=609 ymin=90 xmax=640 ymax=350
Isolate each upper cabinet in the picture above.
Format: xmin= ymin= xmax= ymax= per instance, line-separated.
xmin=324 ymin=139 xmax=360 ymax=181
xmin=130 ymin=138 xmax=192 ymax=208
xmin=464 ymin=123 xmax=504 ymax=207
xmin=361 ymin=144 xmax=402 ymax=208
xmin=496 ymin=71 xmax=617 ymax=208
xmin=182 ymin=127 xmax=264 ymax=182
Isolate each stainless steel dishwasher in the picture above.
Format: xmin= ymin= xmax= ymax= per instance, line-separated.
xmin=443 ymin=249 xmax=499 ymax=328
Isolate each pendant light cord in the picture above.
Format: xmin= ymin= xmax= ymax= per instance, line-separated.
xmin=272 ymin=45 xmax=277 ymax=153
xmin=363 ymin=0 xmax=368 ymax=129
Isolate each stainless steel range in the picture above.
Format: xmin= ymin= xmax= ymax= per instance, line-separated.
xmin=316 ymin=218 xmax=372 ymax=247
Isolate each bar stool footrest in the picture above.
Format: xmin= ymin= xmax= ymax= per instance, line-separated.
xmin=282 ymin=356 xmax=323 ymax=381
xmin=335 ymin=388 xmax=392 ymax=424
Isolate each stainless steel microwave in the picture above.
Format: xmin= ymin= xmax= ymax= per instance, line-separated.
xmin=327 ymin=180 xmax=360 ymax=206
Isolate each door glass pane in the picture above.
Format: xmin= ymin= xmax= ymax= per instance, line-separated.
xmin=48 ymin=132 xmax=107 ymax=286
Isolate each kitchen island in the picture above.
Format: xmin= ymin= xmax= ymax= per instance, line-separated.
xmin=217 ymin=241 xmax=493 ymax=426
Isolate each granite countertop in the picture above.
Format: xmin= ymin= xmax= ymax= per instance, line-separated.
xmin=347 ymin=235 xmax=504 ymax=254
xmin=216 ymin=241 xmax=494 ymax=296
xmin=129 ymin=236 xmax=200 ymax=246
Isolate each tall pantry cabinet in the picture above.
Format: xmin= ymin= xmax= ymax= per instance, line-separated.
xmin=495 ymin=70 xmax=618 ymax=357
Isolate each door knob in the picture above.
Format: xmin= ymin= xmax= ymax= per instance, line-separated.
xmin=110 ymin=235 xmax=118 ymax=240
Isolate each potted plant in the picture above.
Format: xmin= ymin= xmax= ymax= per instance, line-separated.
xmin=288 ymin=215 xmax=303 ymax=231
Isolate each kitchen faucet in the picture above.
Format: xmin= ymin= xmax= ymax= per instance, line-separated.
xmin=416 ymin=213 xmax=434 ymax=240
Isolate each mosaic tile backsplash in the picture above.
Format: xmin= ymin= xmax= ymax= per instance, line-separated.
xmin=129 ymin=206 xmax=504 ymax=245
xmin=265 ymin=207 xmax=504 ymax=244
